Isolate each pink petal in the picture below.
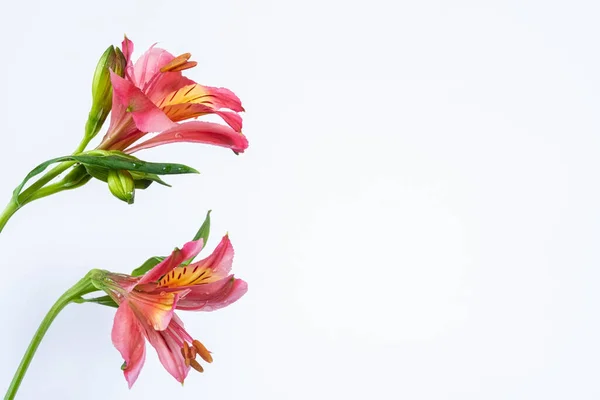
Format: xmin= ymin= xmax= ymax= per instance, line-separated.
xmin=106 ymin=272 xmax=142 ymax=293
xmin=99 ymin=83 xmax=139 ymax=151
xmin=144 ymin=318 xmax=190 ymax=383
xmin=215 ymin=111 xmax=243 ymax=132
xmin=161 ymin=103 xmax=243 ymax=132
xmin=201 ymin=85 xmax=245 ymax=112
xmin=127 ymin=291 xmax=179 ymax=331
xmin=147 ymin=73 xmax=194 ymax=105
xmin=138 ymin=239 xmax=204 ymax=286
xmin=121 ymin=35 xmax=135 ymax=81
xmin=121 ymin=36 xmax=134 ymax=65
xmin=125 ymin=121 xmax=249 ymax=154
xmin=192 ymin=234 xmax=234 ymax=277
xmin=158 ymin=83 xmax=244 ymax=113
xmin=175 ymin=276 xmax=248 ymax=311
xmin=132 ymin=46 xmax=176 ymax=89
xmin=110 ymin=71 xmax=176 ymax=133
xmin=112 ymin=302 xmax=147 ymax=388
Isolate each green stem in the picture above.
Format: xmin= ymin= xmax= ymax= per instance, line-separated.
xmin=4 ymin=273 xmax=98 ymax=400
xmin=0 ymin=162 xmax=74 ymax=234
xmin=0 ymin=200 xmax=18 ymax=234
xmin=21 ymin=171 xmax=92 ymax=205
xmin=0 ymin=139 xmax=91 ymax=234
xmin=17 ymin=162 xmax=76 ymax=204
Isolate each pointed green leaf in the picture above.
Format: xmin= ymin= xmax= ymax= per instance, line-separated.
xmin=72 ymin=153 xmax=199 ymax=175
xmin=129 ymin=171 xmax=171 ymax=187
xmin=192 ymin=210 xmax=212 ymax=243
xmin=182 ymin=210 xmax=212 ymax=266
xmin=12 ymin=151 xmax=197 ymax=205
xmin=131 ymin=256 xmax=165 ymax=277
xmin=12 ymin=156 xmax=74 ymax=205
xmin=134 ymin=179 xmax=153 ymax=189
xmin=81 ymin=295 xmax=119 ymax=308
xmin=86 ymin=166 xmax=171 ymax=188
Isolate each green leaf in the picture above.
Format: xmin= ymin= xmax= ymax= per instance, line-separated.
xmin=131 ymin=256 xmax=165 ymax=277
xmin=12 ymin=156 xmax=72 ymax=204
xmin=72 ymin=153 xmax=199 ymax=175
xmin=134 ymin=179 xmax=154 ymax=189
xmin=129 ymin=171 xmax=171 ymax=188
xmin=86 ymin=166 xmax=171 ymax=189
xmin=81 ymin=295 xmax=119 ymax=308
xmin=12 ymin=151 xmax=197 ymax=205
xmin=129 ymin=211 xmax=210 ymax=274
xmin=182 ymin=210 xmax=212 ymax=266
xmin=192 ymin=210 xmax=212 ymax=243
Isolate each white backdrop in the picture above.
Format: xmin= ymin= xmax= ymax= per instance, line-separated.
xmin=1 ymin=0 xmax=600 ymax=399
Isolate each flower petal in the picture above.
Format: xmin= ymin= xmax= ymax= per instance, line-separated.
xmin=156 ymin=235 xmax=234 ymax=288
xmin=215 ymin=110 xmax=243 ymax=132
xmin=112 ymin=302 xmax=147 ymax=388
xmin=175 ymin=276 xmax=248 ymax=311
xmin=161 ymin=103 xmax=243 ymax=132
xmin=127 ymin=291 xmax=179 ymax=331
xmin=147 ymin=73 xmax=194 ymax=105
xmin=195 ymin=234 xmax=234 ymax=277
xmin=132 ymin=46 xmax=176 ymax=89
xmin=137 ymin=239 xmax=204 ymax=286
xmin=121 ymin=35 xmax=135 ymax=80
xmin=110 ymin=71 xmax=176 ymax=133
xmin=124 ymin=121 xmax=249 ymax=154
xmin=159 ymin=84 xmax=244 ymax=112
xmin=144 ymin=317 xmax=190 ymax=383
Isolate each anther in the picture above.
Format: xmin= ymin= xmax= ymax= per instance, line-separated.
xmin=182 ymin=341 xmax=191 ymax=359
xmin=160 ymin=53 xmax=197 ymax=73
xmin=190 ymin=359 xmax=204 ymax=373
xmin=192 ymin=340 xmax=213 ymax=363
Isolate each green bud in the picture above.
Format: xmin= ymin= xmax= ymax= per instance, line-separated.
xmin=107 ymin=169 xmax=135 ymax=204
xmin=60 ymin=165 xmax=92 ymax=190
xmin=85 ymin=46 xmax=127 ymax=140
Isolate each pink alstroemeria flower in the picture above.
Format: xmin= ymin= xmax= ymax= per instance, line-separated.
xmin=97 ymin=36 xmax=248 ymax=155
xmin=95 ymin=235 xmax=247 ymax=387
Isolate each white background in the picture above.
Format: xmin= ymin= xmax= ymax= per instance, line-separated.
xmin=1 ymin=0 xmax=599 ymax=399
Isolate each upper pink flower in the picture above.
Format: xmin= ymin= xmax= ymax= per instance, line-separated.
xmin=95 ymin=235 xmax=247 ymax=387
xmin=97 ymin=36 xmax=248 ymax=155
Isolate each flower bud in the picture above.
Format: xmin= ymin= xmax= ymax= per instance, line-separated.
xmin=60 ymin=165 xmax=93 ymax=190
xmin=107 ymin=169 xmax=135 ymax=204
xmin=85 ymin=46 xmax=127 ymax=140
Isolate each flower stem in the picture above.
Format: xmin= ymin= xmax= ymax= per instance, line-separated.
xmin=18 ymin=161 xmax=76 ymax=204
xmin=0 ymin=138 xmax=91 ymax=234
xmin=0 ymin=199 xmax=18 ymax=234
xmin=4 ymin=273 xmax=98 ymax=400
xmin=0 ymin=162 xmax=74 ymax=234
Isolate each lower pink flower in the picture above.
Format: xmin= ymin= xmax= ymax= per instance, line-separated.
xmin=93 ymin=235 xmax=247 ymax=387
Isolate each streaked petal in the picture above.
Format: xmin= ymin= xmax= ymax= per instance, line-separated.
xmin=175 ymin=276 xmax=248 ymax=311
xmin=147 ymin=73 xmax=194 ymax=105
xmin=161 ymin=103 xmax=243 ymax=132
xmin=157 ymin=235 xmax=233 ymax=288
xmin=121 ymin=35 xmax=135 ymax=80
xmin=203 ymin=86 xmax=245 ymax=112
xmin=159 ymin=83 xmax=244 ymax=112
xmin=137 ymin=239 xmax=204 ymax=285
xmin=144 ymin=318 xmax=190 ymax=383
xmin=110 ymin=71 xmax=176 ymax=133
xmin=128 ymin=291 xmax=179 ymax=331
xmin=194 ymin=234 xmax=234 ymax=277
xmin=214 ymin=110 xmax=243 ymax=132
xmin=112 ymin=302 xmax=147 ymax=388
xmin=132 ymin=46 xmax=176 ymax=89
xmin=125 ymin=121 xmax=249 ymax=154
